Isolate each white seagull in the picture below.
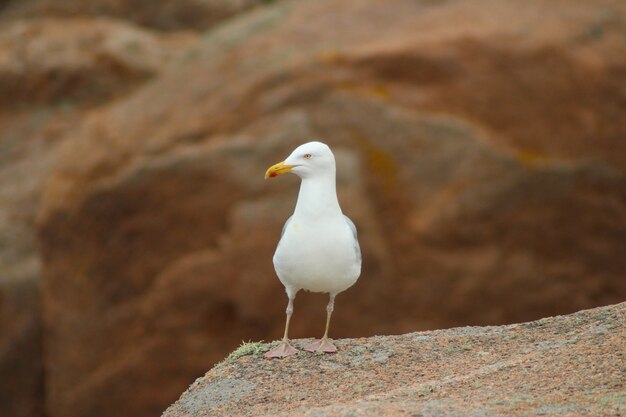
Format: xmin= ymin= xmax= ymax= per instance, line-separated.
xmin=264 ymin=141 xmax=362 ymax=358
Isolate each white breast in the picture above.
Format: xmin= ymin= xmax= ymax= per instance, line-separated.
xmin=273 ymin=216 xmax=361 ymax=295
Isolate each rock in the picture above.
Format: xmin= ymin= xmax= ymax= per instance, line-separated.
xmin=162 ymin=302 xmax=626 ymax=417
xmin=0 ymin=17 xmax=196 ymax=107
xmin=0 ymin=14 xmax=195 ymax=417
xmin=0 ymin=275 xmax=43 ymax=417
xmin=36 ymin=1 xmax=626 ymax=417
xmin=0 ymin=0 xmax=264 ymax=31
xmin=0 ymin=92 xmax=79 ymax=417
xmin=0 ymin=72 xmax=89 ymax=415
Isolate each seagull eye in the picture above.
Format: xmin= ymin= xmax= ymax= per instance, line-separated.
xmin=303 ymin=153 xmax=312 ymax=159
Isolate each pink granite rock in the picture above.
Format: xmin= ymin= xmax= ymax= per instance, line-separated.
xmin=163 ymin=303 xmax=626 ymax=417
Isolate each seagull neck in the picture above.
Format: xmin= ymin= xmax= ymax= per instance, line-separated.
xmin=294 ymin=174 xmax=342 ymax=219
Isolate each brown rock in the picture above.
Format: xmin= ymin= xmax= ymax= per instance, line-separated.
xmin=37 ymin=1 xmax=626 ymax=417
xmin=163 ymin=302 xmax=626 ymax=417
xmin=0 ymin=99 xmax=80 ymax=417
xmin=0 ymin=52 xmax=95 ymax=411
xmin=0 ymin=14 xmax=195 ymax=417
xmin=0 ymin=276 xmax=43 ymax=417
xmin=0 ymin=17 xmax=196 ymax=107
xmin=0 ymin=0 xmax=264 ymax=31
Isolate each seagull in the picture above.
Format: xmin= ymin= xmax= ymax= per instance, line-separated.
xmin=263 ymin=141 xmax=362 ymax=359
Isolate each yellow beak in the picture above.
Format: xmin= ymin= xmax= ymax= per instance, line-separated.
xmin=265 ymin=161 xmax=294 ymax=179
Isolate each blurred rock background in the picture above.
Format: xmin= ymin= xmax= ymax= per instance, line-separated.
xmin=0 ymin=0 xmax=624 ymax=416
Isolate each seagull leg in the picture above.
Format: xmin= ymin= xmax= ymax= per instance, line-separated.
xmin=265 ymin=295 xmax=299 ymax=359
xmin=305 ymin=294 xmax=337 ymax=353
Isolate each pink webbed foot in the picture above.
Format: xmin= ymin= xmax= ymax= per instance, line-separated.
xmin=264 ymin=340 xmax=299 ymax=359
xmin=304 ymin=338 xmax=337 ymax=353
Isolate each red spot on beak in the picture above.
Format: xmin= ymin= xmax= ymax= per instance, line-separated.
xmin=269 ymin=172 xmax=277 ymax=177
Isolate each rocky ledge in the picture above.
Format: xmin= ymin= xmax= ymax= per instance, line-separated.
xmin=163 ymin=302 xmax=625 ymax=416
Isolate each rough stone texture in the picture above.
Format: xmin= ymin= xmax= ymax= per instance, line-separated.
xmin=25 ymin=0 xmax=626 ymax=417
xmin=0 ymin=15 xmax=196 ymax=417
xmin=0 ymin=273 xmax=43 ymax=417
xmin=0 ymin=17 xmax=196 ymax=107
xmin=0 ymin=69 xmax=86 ymax=415
xmin=163 ymin=303 xmax=626 ymax=417
xmin=0 ymin=0 xmax=264 ymax=31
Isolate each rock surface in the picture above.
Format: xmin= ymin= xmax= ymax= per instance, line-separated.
xmin=0 ymin=12 xmax=196 ymax=417
xmin=0 ymin=17 xmax=195 ymax=107
xmin=35 ymin=1 xmax=626 ymax=417
xmin=163 ymin=302 xmax=626 ymax=417
xmin=0 ymin=273 xmax=43 ymax=417
xmin=0 ymin=0 xmax=264 ymax=31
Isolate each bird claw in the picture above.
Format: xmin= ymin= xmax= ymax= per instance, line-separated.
xmin=264 ymin=340 xmax=299 ymax=359
xmin=304 ymin=338 xmax=337 ymax=353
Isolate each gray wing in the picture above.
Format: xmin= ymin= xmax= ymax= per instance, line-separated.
xmin=344 ymin=215 xmax=362 ymax=264
xmin=343 ymin=215 xmax=358 ymax=238
xmin=281 ymin=215 xmax=294 ymax=238
xmin=275 ymin=216 xmax=294 ymax=254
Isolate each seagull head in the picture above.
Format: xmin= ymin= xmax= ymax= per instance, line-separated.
xmin=265 ymin=141 xmax=335 ymax=180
